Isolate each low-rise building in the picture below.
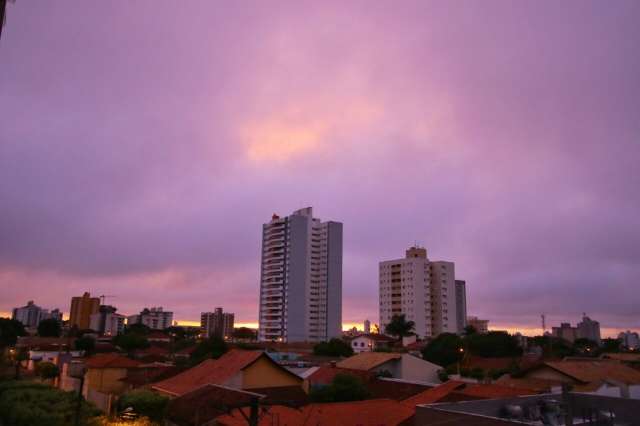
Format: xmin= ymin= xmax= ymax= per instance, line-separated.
xmin=152 ymin=349 xmax=303 ymax=397
xmin=82 ymin=353 xmax=142 ymax=411
xmin=337 ymin=352 xmax=442 ymax=383
xmin=348 ymin=334 xmax=395 ymax=353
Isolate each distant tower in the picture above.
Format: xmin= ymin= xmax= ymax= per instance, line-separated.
xmin=364 ymin=319 xmax=371 ymax=334
xmin=541 ymin=314 xmax=546 ymax=335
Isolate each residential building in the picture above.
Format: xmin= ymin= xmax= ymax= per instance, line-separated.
xmin=12 ymin=300 xmax=62 ymax=328
xmin=455 ymin=280 xmax=467 ymax=333
xmin=69 ymin=292 xmax=100 ymax=330
xmin=364 ymin=319 xmax=371 ymax=334
xmin=336 ymin=352 xmax=443 ymax=383
xmin=152 ymin=349 xmax=303 ymax=397
xmin=348 ymin=334 xmax=395 ymax=353
xmin=467 ymin=316 xmax=490 ymax=334
xmin=201 ymin=308 xmax=235 ymax=339
xmin=89 ymin=305 xmax=125 ymax=336
xmin=618 ymin=330 xmax=640 ymax=350
xmin=258 ymin=207 xmax=343 ymax=342
xmin=127 ymin=307 xmax=173 ymax=330
xmin=577 ymin=314 xmax=601 ymax=345
xmin=379 ymin=246 xmax=461 ymax=339
xmin=551 ymin=322 xmax=577 ymax=342
xmin=550 ymin=315 xmax=601 ymax=344
xmin=82 ymin=354 xmax=141 ymax=411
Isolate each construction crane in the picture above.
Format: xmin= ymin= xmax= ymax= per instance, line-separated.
xmin=99 ymin=295 xmax=117 ymax=305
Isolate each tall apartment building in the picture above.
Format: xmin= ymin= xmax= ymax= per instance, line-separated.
xmin=379 ymin=246 xmax=460 ymax=338
xmin=69 ymin=292 xmax=100 ymax=330
xmin=258 ymin=207 xmax=342 ymax=342
xmin=201 ymin=308 xmax=235 ymax=339
xmin=455 ymin=280 xmax=467 ymax=333
xmin=12 ymin=301 xmax=62 ymax=329
xmin=619 ymin=330 xmax=640 ymax=350
xmin=128 ymin=307 xmax=173 ymax=330
xmin=577 ymin=314 xmax=601 ymax=345
xmin=89 ymin=305 xmax=125 ymax=336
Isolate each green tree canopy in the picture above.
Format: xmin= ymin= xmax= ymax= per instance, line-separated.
xmin=113 ymin=333 xmax=150 ymax=356
xmin=0 ymin=318 xmax=26 ymax=347
xmin=463 ymin=325 xmax=478 ymax=336
xmin=37 ymin=318 xmax=61 ymax=337
xmin=232 ymin=327 xmax=257 ymax=340
xmin=0 ymin=381 xmax=100 ymax=426
xmin=75 ymin=336 xmax=96 ymax=355
xmin=573 ymin=338 xmax=598 ymax=356
xmin=465 ymin=331 xmax=522 ymax=358
xmin=310 ymin=373 xmax=370 ymax=403
xmin=125 ymin=323 xmax=151 ymax=336
xmin=384 ymin=314 xmax=415 ymax=337
xmin=421 ymin=333 xmax=463 ymax=367
xmin=530 ymin=335 xmax=575 ymax=358
xmin=35 ymin=361 xmax=59 ymax=381
xmin=117 ymin=389 xmax=169 ymax=423
xmin=313 ymin=338 xmax=354 ymax=357
xmin=190 ymin=337 xmax=228 ymax=364
xmin=600 ymin=338 xmax=621 ymax=353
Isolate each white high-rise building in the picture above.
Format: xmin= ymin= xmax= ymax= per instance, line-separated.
xmin=258 ymin=207 xmax=342 ymax=342
xmin=128 ymin=307 xmax=173 ymax=330
xmin=379 ymin=246 xmax=460 ymax=338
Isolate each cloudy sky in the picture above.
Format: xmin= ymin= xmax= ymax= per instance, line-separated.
xmin=1 ymin=1 xmax=638 ymax=336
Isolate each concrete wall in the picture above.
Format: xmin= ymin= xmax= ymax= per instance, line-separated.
xmin=326 ymin=221 xmax=343 ymax=340
xmin=242 ymin=356 xmax=302 ymax=389
xmin=287 ymin=214 xmax=310 ymax=342
xmin=84 ymin=367 xmax=130 ymax=397
xmin=399 ymin=354 xmax=442 ymax=383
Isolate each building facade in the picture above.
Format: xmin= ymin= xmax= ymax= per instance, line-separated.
xmin=455 ymin=280 xmax=467 ymax=333
xmin=69 ymin=292 xmax=101 ymax=330
xmin=89 ymin=305 xmax=125 ymax=336
xmin=467 ymin=316 xmax=490 ymax=334
xmin=619 ymin=331 xmax=640 ymax=350
xmin=577 ymin=314 xmax=601 ymax=345
xmin=258 ymin=207 xmax=343 ymax=342
xmin=201 ymin=308 xmax=235 ymax=339
xmin=128 ymin=307 xmax=173 ymax=330
xmin=379 ymin=246 xmax=461 ymax=339
xmin=12 ymin=301 xmax=62 ymax=329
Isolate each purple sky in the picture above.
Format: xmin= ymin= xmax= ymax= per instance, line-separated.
xmin=1 ymin=1 xmax=639 ymax=336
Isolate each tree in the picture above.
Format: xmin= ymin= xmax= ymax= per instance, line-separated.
xmin=118 ymin=390 xmax=169 ymax=423
xmin=530 ymin=335 xmax=575 ymax=359
xmin=74 ymin=336 xmax=96 ymax=355
xmin=125 ymin=323 xmax=151 ymax=336
xmin=113 ymin=334 xmax=149 ymax=356
xmin=190 ymin=337 xmax=228 ymax=364
xmin=35 ymin=362 xmax=59 ymax=381
xmin=463 ymin=325 xmax=478 ymax=336
xmin=313 ymin=338 xmax=354 ymax=357
xmin=232 ymin=327 xmax=257 ymax=341
xmin=0 ymin=381 xmax=101 ymax=426
xmin=37 ymin=318 xmax=61 ymax=337
xmin=465 ymin=331 xmax=522 ymax=358
xmin=0 ymin=318 xmax=26 ymax=348
xmin=421 ymin=333 xmax=463 ymax=367
xmin=384 ymin=314 xmax=415 ymax=338
xmin=310 ymin=373 xmax=370 ymax=402
xmin=573 ymin=338 xmax=598 ymax=356
xmin=600 ymin=338 xmax=621 ymax=353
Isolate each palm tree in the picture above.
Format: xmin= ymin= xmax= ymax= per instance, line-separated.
xmin=384 ymin=314 xmax=415 ymax=338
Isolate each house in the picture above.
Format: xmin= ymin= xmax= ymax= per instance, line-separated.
xmin=402 ymin=380 xmax=537 ymax=407
xmin=83 ymin=353 xmax=142 ymax=411
xmin=216 ymin=399 xmax=416 ymax=426
xmin=166 ymin=383 xmax=311 ymax=426
xmin=303 ymin=364 xmax=374 ymax=392
xmin=152 ymin=350 xmax=303 ymax=397
xmin=519 ymin=360 xmax=640 ymax=391
xmin=347 ymin=334 xmax=395 ymax=353
xmin=337 ymin=352 xmax=442 ymax=383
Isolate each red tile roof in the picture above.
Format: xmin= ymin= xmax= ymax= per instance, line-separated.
xmin=542 ymin=360 xmax=640 ymax=385
xmin=402 ymin=380 xmax=466 ymax=406
xmin=306 ymin=365 xmax=374 ymax=386
xmin=456 ymin=383 xmax=537 ymax=398
xmin=217 ymin=399 xmax=415 ymax=426
xmin=85 ymin=353 xmax=141 ymax=369
xmin=336 ymin=352 xmax=402 ymax=371
xmin=153 ymin=350 xmax=263 ymax=396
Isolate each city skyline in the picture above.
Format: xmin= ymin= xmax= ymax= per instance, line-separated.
xmin=1 ymin=1 xmax=639 ymax=337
